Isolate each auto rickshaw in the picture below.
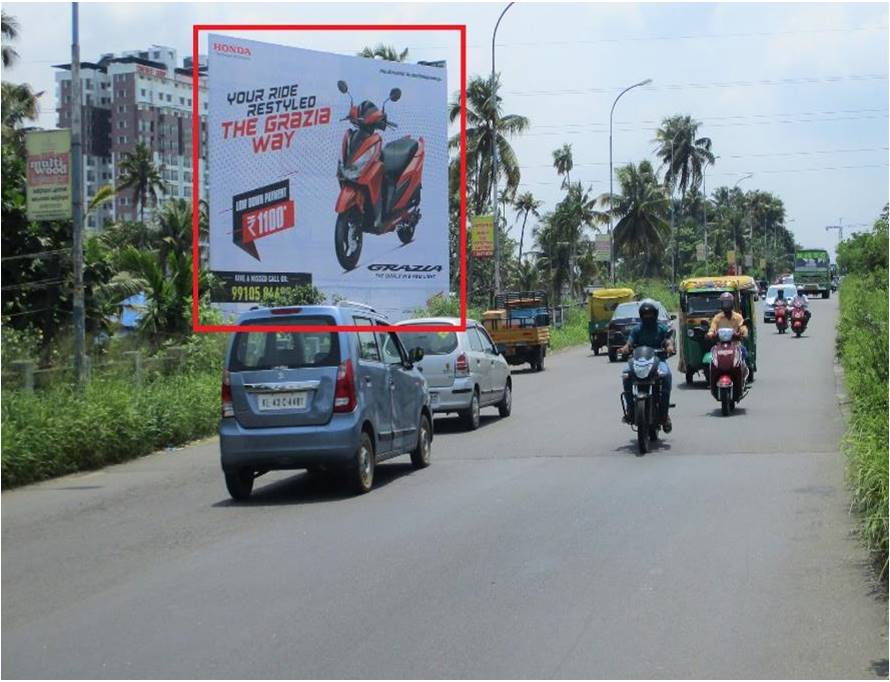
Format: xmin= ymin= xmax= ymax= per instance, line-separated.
xmin=678 ymin=275 xmax=758 ymax=385
xmin=588 ymin=287 xmax=635 ymax=355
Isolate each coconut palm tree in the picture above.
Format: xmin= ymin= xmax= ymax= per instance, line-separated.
xmin=513 ymin=191 xmax=542 ymax=264
xmin=357 ymin=44 xmax=408 ymax=62
xmin=552 ymin=143 xmax=574 ymax=189
xmin=116 ymin=143 xmax=166 ymax=223
xmin=448 ymin=74 xmax=529 ymax=215
xmin=515 ymin=258 xmax=542 ymax=291
xmin=157 ymin=198 xmax=194 ymax=274
xmin=2 ymin=11 xmax=19 ymax=67
xmin=603 ymin=160 xmax=670 ymax=277
xmin=654 ymin=115 xmax=715 ymax=197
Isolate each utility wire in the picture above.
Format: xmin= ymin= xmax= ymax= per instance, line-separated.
xmin=0 ymin=278 xmax=65 ymax=292
xmin=504 ymin=73 xmax=888 ymax=97
xmin=1 ymin=247 xmax=72 ymax=262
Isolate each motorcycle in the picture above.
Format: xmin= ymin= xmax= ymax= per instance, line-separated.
xmin=621 ymin=345 xmax=671 ymax=455
xmin=708 ymin=327 xmax=750 ymax=416
xmin=774 ymin=300 xmax=788 ymax=334
xmin=790 ymin=302 xmax=808 ymax=337
xmin=333 ymin=80 xmax=425 ymax=271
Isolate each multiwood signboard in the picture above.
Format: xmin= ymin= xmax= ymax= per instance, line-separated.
xmin=25 ymin=130 xmax=72 ymax=221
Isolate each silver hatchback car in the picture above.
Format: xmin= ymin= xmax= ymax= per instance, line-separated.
xmin=396 ymin=317 xmax=511 ymax=430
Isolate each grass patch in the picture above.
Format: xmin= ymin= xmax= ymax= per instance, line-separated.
xmin=550 ymin=306 xmax=589 ymax=351
xmin=837 ymin=273 xmax=888 ymax=575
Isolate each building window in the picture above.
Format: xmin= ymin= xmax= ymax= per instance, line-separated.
xmin=118 ymin=135 xmax=127 ymax=144
xmin=85 ymin=80 xmax=93 ymax=90
xmin=140 ymin=88 xmax=147 ymax=97
xmin=166 ymin=94 xmax=172 ymax=102
xmin=117 ymin=120 xmax=127 ymax=129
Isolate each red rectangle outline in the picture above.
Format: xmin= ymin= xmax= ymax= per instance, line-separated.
xmin=191 ymin=24 xmax=467 ymax=334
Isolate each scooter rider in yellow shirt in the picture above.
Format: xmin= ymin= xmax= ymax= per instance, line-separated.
xmin=707 ymin=291 xmax=752 ymax=380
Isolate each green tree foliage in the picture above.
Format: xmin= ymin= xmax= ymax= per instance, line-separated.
xmin=357 ymin=44 xmax=408 ymax=62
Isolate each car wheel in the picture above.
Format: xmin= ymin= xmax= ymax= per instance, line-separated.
xmin=497 ymin=381 xmax=512 ymax=418
xmin=410 ymin=414 xmax=432 ymax=469
xmin=348 ymin=431 xmax=375 ymax=494
xmin=225 ymin=468 xmax=254 ymax=501
xmin=462 ymin=391 xmax=481 ymax=430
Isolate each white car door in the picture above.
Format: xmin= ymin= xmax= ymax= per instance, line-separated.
xmin=478 ymin=325 xmax=508 ymax=400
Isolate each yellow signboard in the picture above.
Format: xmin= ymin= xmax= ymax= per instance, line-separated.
xmin=471 ymin=215 xmax=494 ymax=257
xmin=25 ymin=129 xmax=72 ymax=221
xmin=726 ymin=250 xmax=736 ymax=265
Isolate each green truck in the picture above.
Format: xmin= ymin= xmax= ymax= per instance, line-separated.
xmin=793 ymin=248 xmax=832 ymax=299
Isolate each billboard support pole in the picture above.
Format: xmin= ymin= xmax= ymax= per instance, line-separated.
xmin=71 ymin=2 xmax=86 ymax=387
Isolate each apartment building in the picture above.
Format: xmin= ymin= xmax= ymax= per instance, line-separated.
xmin=55 ymin=45 xmax=208 ymax=230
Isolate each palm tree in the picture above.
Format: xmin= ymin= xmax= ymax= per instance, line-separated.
xmin=157 ymin=198 xmax=194 ymax=274
xmin=448 ymin=74 xmax=529 ymax=215
xmin=552 ymin=143 xmax=574 ymax=188
xmin=513 ymin=191 xmax=542 ymax=264
xmin=603 ymin=160 xmax=670 ymax=277
xmin=515 ymin=258 xmax=541 ymax=291
xmin=2 ymin=11 xmax=19 ymax=68
xmin=116 ymin=144 xmax=166 ymax=223
xmin=654 ymin=115 xmax=715 ymax=197
xmin=357 ymin=44 xmax=408 ymax=62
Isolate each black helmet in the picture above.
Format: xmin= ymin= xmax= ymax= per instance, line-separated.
xmin=639 ymin=299 xmax=658 ymax=323
xmin=719 ymin=291 xmax=735 ymax=313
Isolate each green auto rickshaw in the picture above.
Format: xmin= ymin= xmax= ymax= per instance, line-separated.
xmin=588 ymin=287 xmax=635 ymax=355
xmin=678 ymin=275 xmax=758 ymax=385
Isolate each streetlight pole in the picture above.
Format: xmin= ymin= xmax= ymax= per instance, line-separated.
xmin=71 ymin=2 xmax=86 ymax=387
xmin=609 ymin=78 xmax=652 ymax=284
xmin=491 ymin=1 xmax=514 ymax=297
xmin=733 ymin=172 xmax=753 ymax=272
xmin=701 ymin=155 xmax=719 ymax=272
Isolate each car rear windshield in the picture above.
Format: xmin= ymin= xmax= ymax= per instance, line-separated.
xmin=397 ymin=325 xmax=459 ymax=355
xmin=229 ymin=316 xmax=340 ymax=371
xmin=686 ymin=293 xmax=725 ymax=316
xmin=612 ymin=302 xmax=640 ymax=319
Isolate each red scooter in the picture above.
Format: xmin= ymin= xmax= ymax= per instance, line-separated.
xmin=709 ymin=327 xmax=750 ymax=416
xmin=774 ymin=300 xmax=788 ymax=334
xmin=333 ymin=80 xmax=425 ymax=271
xmin=790 ymin=301 xmax=808 ymax=337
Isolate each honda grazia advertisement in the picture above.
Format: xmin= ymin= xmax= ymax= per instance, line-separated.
xmin=207 ymin=34 xmax=449 ymax=320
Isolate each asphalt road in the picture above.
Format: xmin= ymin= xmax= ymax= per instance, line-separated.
xmin=3 ymin=296 xmax=887 ymax=679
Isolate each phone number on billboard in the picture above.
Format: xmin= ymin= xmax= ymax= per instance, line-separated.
xmin=229 ymin=285 xmax=287 ymax=302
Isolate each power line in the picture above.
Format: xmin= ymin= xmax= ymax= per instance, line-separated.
xmin=521 ymin=113 xmax=889 ymax=137
xmin=519 ymin=147 xmax=890 ymax=169
xmin=504 ymin=73 xmax=888 ymax=97
xmin=517 ymin=162 xmax=888 ymax=186
xmin=0 ymin=278 xmax=65 ymax=292
xmin=530 ymin=107 xmax=889 ymax=130
xmin=1 ymin=247 xmax=72 ymax=262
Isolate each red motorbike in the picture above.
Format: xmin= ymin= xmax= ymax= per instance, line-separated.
xmin=790 ymin=302 xmax=808 ymax=337
xmin=334 ymin=80 xmax=425 ymax=271
xmin=774 ymin=300 xmax=788 ymax=334
xmin=709 ymin=327 xmax=750 ymax=416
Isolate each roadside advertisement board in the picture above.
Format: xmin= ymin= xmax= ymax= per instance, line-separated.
xmin=726 ymin=249 xmax=736 ymax=265
xmin=25 ymin=129 xmax=71 ymax=221
xmin=471 ymin=215 xmax=494 ymax=257
xmin=696 ymin=243 xmax=706 ymax=261
xmin=207 ymin=34 xmax=449 ymax=320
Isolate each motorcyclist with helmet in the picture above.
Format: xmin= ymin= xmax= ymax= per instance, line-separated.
xmin=707 ymin=291 xmax=752 ymax=378
xmin=790 ymin=291 xmax=812 ymax=324
xmin=619 ymin=299 xmax=675 ymax=432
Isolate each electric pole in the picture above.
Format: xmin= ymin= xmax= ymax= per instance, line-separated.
xmin=71 ymin=2 xmax=86 ymax=387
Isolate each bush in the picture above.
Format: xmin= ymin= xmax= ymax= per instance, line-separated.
xmin=1 ymin=368 xmax=221 ymax=489
xmin=550 ymin=306 xmax=588 ymax=351
xmin=837 ymin=272 xmax=888 ymax=574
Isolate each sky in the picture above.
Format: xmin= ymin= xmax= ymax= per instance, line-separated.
xmin=4 ymin=1 xmax=888 ymax=260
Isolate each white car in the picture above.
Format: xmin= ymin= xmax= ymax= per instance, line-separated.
xmin=763 ymin=283 xmax=799 ymax=322
xmin=396 ymin=317 xmax=512 ymax=430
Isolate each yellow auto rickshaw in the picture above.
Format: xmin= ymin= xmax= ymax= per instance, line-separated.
xmin=588 ymin=287 xmax=635 ymax=355
xmin=678 ymin=275 xmax=758 ymax=385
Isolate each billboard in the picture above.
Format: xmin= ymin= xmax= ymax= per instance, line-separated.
xmin=207 ymin=35 xmax=449 ymax=321
xmin=25 ymin=129 xmax=71 ymax=221
xmin=594 ymin=234 xmax=610 ymax=262
xmin=471 ymin=215 xmax=494 ymax=257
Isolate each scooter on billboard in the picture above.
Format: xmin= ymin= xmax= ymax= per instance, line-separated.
xmin=333 ymin=80 xmax=425 ymax=271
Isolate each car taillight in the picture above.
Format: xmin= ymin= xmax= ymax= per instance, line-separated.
xmin=221 ymin=369 xmax=234 ymax=418
xmin=454 ymin=352 xmax=469 ymax=377
xmin=333 ymin=359 xmax=357 ymax=412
